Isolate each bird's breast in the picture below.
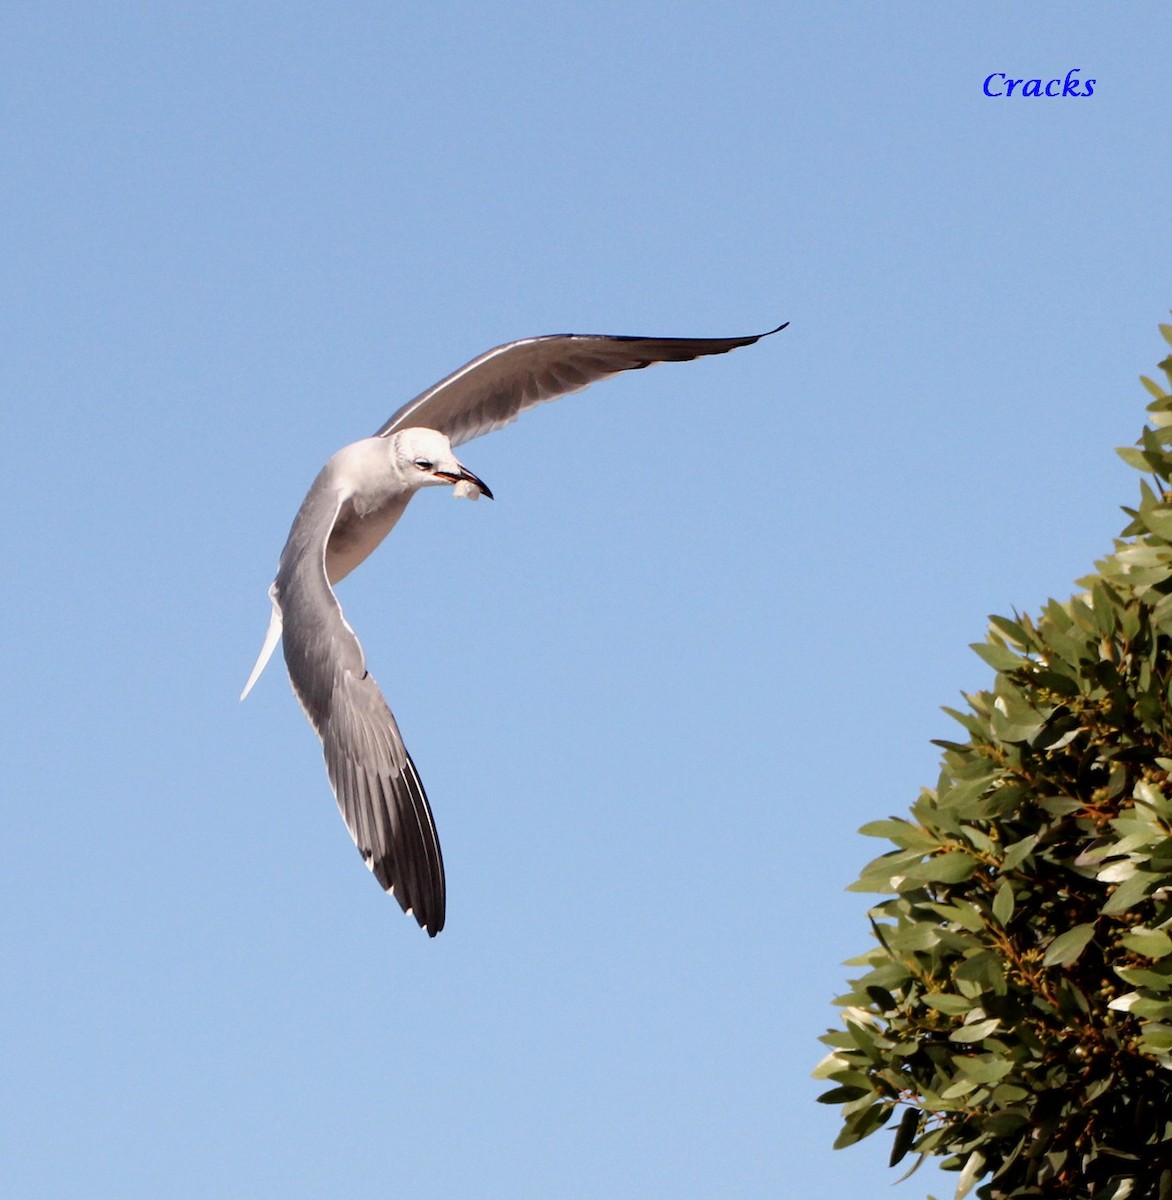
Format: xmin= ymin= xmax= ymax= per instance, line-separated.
xmin=325 ymin=493 xmax=412 ymax=585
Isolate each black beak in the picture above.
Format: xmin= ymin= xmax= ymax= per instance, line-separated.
xmin=436 ymin=465 xmax=494 ymax=500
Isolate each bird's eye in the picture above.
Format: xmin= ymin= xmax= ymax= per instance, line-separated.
xmin=413 ymin=458 xmax=434 ymax=471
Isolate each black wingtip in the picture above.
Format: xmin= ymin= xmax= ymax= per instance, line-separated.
xmin=392 ymin=891 xmax=445 ymax=936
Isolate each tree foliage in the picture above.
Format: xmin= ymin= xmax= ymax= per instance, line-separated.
xmin=817 ymin=326 xmax=1172 ymax=1200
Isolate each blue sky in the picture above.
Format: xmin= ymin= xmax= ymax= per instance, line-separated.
xmin=4 ymin=4 xmax=1171 ymax=1198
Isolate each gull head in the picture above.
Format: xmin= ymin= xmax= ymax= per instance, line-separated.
xmin=391 ymin=427 xmax=494 ymax=500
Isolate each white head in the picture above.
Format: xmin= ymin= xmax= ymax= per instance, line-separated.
xmin=390 ymin=428 xmax=493 ymax=499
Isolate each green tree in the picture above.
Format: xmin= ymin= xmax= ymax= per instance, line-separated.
xmin=817 ymin=326 xmax=1172 ymax=1200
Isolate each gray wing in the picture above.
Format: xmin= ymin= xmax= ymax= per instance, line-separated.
xmin=274 ymin=476 xmax=445 ymax=935
xmin=373 ymin=324 xmax=787 ymax=447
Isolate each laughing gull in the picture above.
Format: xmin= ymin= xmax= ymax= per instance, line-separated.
xmin=242 ymin=323 xmax=786 ymax=935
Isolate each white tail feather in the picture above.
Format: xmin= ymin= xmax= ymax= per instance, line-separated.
xmin=240 ymin=589 xmax=283 ymax=701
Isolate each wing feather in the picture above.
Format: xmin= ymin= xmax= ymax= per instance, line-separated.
xmin=275 ymin=479 xmax=446 ymax=935
xmin=374 ymin=325 xmax=787 ymax=447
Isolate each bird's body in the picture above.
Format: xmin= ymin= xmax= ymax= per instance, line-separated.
xmin=318 ymin=439 xmax=418 ymax=584
xmin=244 ymin=325 xmax=786 ymax=935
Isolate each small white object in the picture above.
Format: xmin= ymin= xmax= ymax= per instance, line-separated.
xmin=452 ymin=479 xmax=481 ymax=501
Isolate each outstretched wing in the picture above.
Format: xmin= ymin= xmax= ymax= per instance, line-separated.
xmin=374 ymin=324 xmax=787 ymax=447
xmin=274 ymin=477 xmax=445 ymax=935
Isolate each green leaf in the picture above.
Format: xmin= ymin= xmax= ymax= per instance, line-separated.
xmin=1001 ymin=834 xmax=1038 ymax=871
xmin=1042 ymin=923 xmax=1096 ymax=967
xmin=988 ymin=614 xmax=1030 ymax=649
xmin=922 ymin=993 xmax=974 ymax=1015
xmin=1121 ymin=928 xmax=1172 ymax=957
xmin=1126 ymin=997 xmax=1172 ymax=1021
xmin=1144 ymin=507 xmax=1172 ymax=540
xmin=857 ymin=819 xmax=941 ymax=850
xmin=1090 ymin=582 xmax=1117 ymax=633
xmin=1116 ymin=963 xmax=1172 ymax=988
xmin=955 ymin=950 xmax=1007 ymax=994
xmin=992 ymin=879 xmax=1015 ymax=926
xmin=1119 ymin=444 xmax=1156 ymax=471
xmin=847 ymin=847 xmax=930 ymax=893
xmin=888 ymin=1106 xmax=920 ymax=1168
xmin=1103 ymin=870 xmax=1156 ymax=916
xmin=940 ymin=1076 xmax=980 ymax=1101
xmin=817 ymin=1084 xmax=870 ymax=1105
xmin=832 ymin=1101 xmax=890 ymax=1148
xmin=905 ymin=852 xmax=980 ymax=884
xmin=989 ymin=695 xmax=1050 ymax=744
xmin=924 ymin=899 xmax=986 ymax=934
xmin=864 ymin=984 xmax=898 ymax=1012
xmin=952 ymin=1055 xmax=1012 ymax=1084
xmin=949 ymin=1018 xmax=1000 ymax=1044
xmin=970 ymin=641 xmax=1022 ymax=673
xmin=1037 ymin=795 xmax=1083 ymax=817
xmin=1139 ymin=1025 xmax=1172 ymax=1053
xmin=983 ymin=1111 xmax=1028 ymax=1137
xmin=940 ymin=706 xmax=989 ymax=739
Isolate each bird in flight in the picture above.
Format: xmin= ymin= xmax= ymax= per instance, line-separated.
xmin=242 ymin=323 xmax=787 ymax=935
